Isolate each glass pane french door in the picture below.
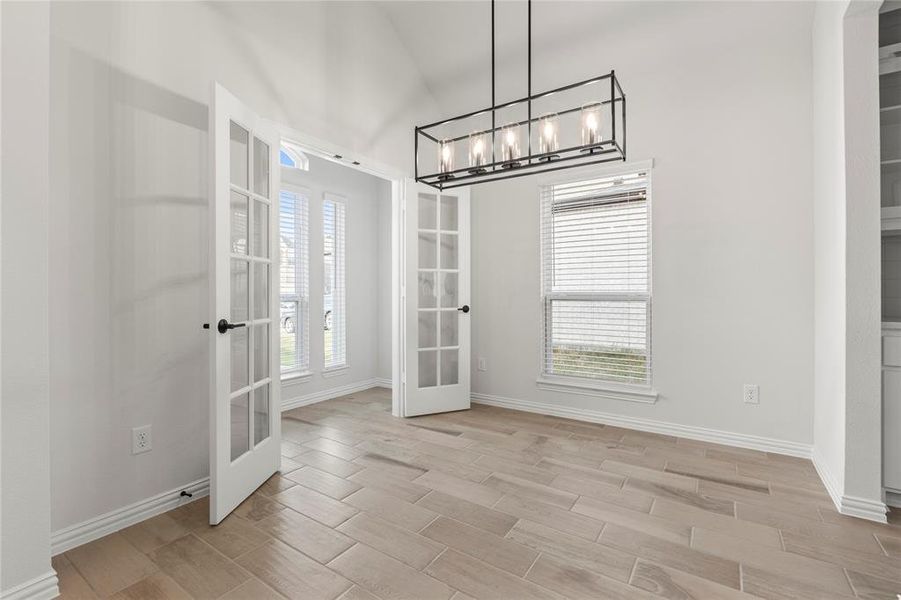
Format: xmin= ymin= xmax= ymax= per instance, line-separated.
xmin=404 ymin=181 xmax=470 ymax=416
xmin=211 ymin=83 xmax=280 ymax=525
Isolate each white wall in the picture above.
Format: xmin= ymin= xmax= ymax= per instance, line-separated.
xmin=280 ymin=155 xmax=392 ymax=403
xmin=812 ymin=0 xmax=885 ymax=519
xmin=812 ymin=0 xmax=848 ymax=501
xmin=1 ymin=2 xmax=57 ymax=596
xmin=47 ymin=1 xmax=431 ymax=534
xmin=470 ymin=3 xmax=816 ymax=447
xmin=841 ymin=2 xmax=883 ymax=511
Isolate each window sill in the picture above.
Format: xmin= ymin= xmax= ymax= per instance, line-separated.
xmin=322 ymin=365 xmax=349 ymax=379
xmin=282 ymin=370 xmax=313 ymax=384
xmin=536 ymin=375 xmax=658 ymax=404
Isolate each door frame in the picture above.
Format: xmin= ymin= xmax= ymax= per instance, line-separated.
xmin=263 ymin=120 xmax=408 ymax=418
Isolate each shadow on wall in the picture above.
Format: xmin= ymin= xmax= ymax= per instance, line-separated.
xmin=50 ymin=43 xmax=212 ymax=530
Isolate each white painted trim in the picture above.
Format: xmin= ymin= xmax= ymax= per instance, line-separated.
xmin=281 ymin=370 xmax=313 ymax=384
xmin=811 ymin=447 xmax=843 ymax=513
xmin=471 ymin=392 xmax=812 ymax=458
xmin=267 ymin=120 xmax=404 ymax=419
xmin=0 ymin=571 xmax=59 ymax=600
xmin=535 ymin=376 xmax=658 ymax=404
xmin=50 ymin=478 xmax=209 ymax=556
xmin=373 ymin=377 xmax=393 ymax=388
xmin=839 ymin=495 xmax=888 ymax=523
xmin=281 ymin=378 xmax=386 ymax=411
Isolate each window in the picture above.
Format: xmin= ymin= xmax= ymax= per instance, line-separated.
xmin=279 ymin=142 xmax=309 ymax=171
xmin=279 ymin=187 xmax=310 ymax=375
xmin=323 ymin=196 xmax=347 ymax=369
xmin=540 ymin=169 xmax=651 ymax=389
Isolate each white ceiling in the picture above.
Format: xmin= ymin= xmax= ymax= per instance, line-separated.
xmin=376 ymin=1 xmax=814 ymax=118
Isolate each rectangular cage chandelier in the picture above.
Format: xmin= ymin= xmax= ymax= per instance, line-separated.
xmin=414 ymin=0 xmax=627 ymax=191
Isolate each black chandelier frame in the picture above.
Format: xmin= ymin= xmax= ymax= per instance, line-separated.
xmin=414 ymin=0 xmax=627 ymax=191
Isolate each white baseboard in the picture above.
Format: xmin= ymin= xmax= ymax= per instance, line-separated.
xmin=810 ymin=449 xmax=889 ymax=523
xmin=281 ymin=378 xmax=390 ymax=412
xmin=471 ymin=392 xmax=812 ymax=458
xmin=51 ymin=477 xmax=209 ymax=556
xmin=373 ymin=377 xmax=393 ymax=388
xmin=840 ymin=494 xmax=888 ymax=523
xmin=811 ymin=447 xmax=843 ymax=513
xmin=50 ymin=380 xmax=390 ymax=556
xmin=0 ymin=571 xmax=59 ymax=600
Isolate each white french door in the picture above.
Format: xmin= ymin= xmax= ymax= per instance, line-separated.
xmin=209 ymin=83 xmax=281 ymax=524
xmin=403 ymin=181 xmax=471 ymax=416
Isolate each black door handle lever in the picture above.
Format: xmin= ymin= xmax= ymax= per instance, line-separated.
xmin=217 ymin=319 xmax=247 ymax=334
xmin=457 ymin=305 xmax=470 ymax=313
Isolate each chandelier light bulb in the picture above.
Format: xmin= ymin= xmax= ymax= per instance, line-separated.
xmin=501 ymin=124 xmax=520 ymax=166
xmin=581 ymin=102 xmax=603 ymax=149
xmin=468 ymin=132 xmax=488 ymax=172
xmin=538 ymin=113 xmax=559 ymax=158
xmin=438 ymin=139 xmax=455 ymax=177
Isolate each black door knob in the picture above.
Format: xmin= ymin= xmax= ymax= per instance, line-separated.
xmin=217 ymin=319 xmax=247 ymax=334
xmin=457 ymin=305 xmax=470 ymax=313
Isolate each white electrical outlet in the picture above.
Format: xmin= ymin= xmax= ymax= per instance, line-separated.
xmin=132 ymin=425 xmax=152 ymax=454
xmin=743 ymin=384 xmax=759 ymax=405
xmin=478 ymin=357 xmax=487 ymax=371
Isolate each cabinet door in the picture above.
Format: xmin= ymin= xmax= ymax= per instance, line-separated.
xmin=884 ymin=368 xmax=901 ymax=492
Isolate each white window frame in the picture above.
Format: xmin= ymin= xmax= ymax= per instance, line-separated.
xmin=279 ymin=184 xmax=311 ymax=381
xmin=536 ymin=161 xmax=658 ymax=404
xmin=323 ymin=193 xmax=348 ymax=373
xmin=279 ymin=142 xmax=310 ymax=171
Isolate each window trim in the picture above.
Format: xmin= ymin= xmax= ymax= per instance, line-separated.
xmin=323 ymin=193 xmax=348 ymax=371
xmin=536 ymin=161 xmax=657 ymax=403
xmin=280 ymin=142 xmax=310 ymax=171
xmin=279 ymin=183 xmax=311 ymax=380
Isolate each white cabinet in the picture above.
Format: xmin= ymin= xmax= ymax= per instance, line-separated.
xmin=884 ymin=325 xmax=901 ymax=494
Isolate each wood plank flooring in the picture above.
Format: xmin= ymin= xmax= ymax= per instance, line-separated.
xmin=55 ymin=387 xmax=901 ymax=599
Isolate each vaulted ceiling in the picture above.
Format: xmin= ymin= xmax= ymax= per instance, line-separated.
xmin=376 ymin=1 xmax=814 ymax=117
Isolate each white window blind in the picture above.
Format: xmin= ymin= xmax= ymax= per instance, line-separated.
xmin=323 ymin=196 xmax=347 ymax=369
xmin=279 ymin=188 xmax=310 ymax=375
xmin=540 ymin=170 xmax=651 ymax=386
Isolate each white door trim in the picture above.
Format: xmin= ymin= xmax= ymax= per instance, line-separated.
xmin=263 ymin=120 xmax=406 ymax=418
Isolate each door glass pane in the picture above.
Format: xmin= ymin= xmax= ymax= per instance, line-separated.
xmin=231 ymin=326 xmax=249 ymax=392
xmin=419 ymin=193 xmax=437 ymax=229
xmin=440 ymin=310 xmax=458 ymax=347
xmin=253 ymin=137 xmax=270 ymax=198
xmin=230 ymin=121 xmax=249 ymax=189
xmin=254 ymin=324 xmax=269 ymax=383
xmin=230 ymin=392 xmax=249 ymax=461
xmin=231 ymin=191 xmax=248 ymax=255
xmin=440 ymin=233 xmax=458 ymax=269
xmin=253 ymin=200 xmax=269 ymax=258
xmin=419 ymin=350 xmax=437 ymax=388
xmin=418 ymin=311 xmax=437 ymax=348
xmin=419 ymin=233 xmax=437 ymax=269
xmin=440 ymin=195 xmax=458 ymax=231
xmin=254 ymin=385 xmax=270 ymax=445
xmin=254 ymin=263 xmax=269 ymax=319
xmin=441 ymin=349 xmax=459 ymax=385
xmin=439 ymin=272 xmax=458 ymax=308
xmin=231 ymin=259 xmax=249 ymax=322
xmin=418 ymin=271 xmax=437 ymax=308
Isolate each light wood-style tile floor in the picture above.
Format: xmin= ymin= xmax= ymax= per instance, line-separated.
xmin=55 ymin=387 xmax=901 ymax=599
